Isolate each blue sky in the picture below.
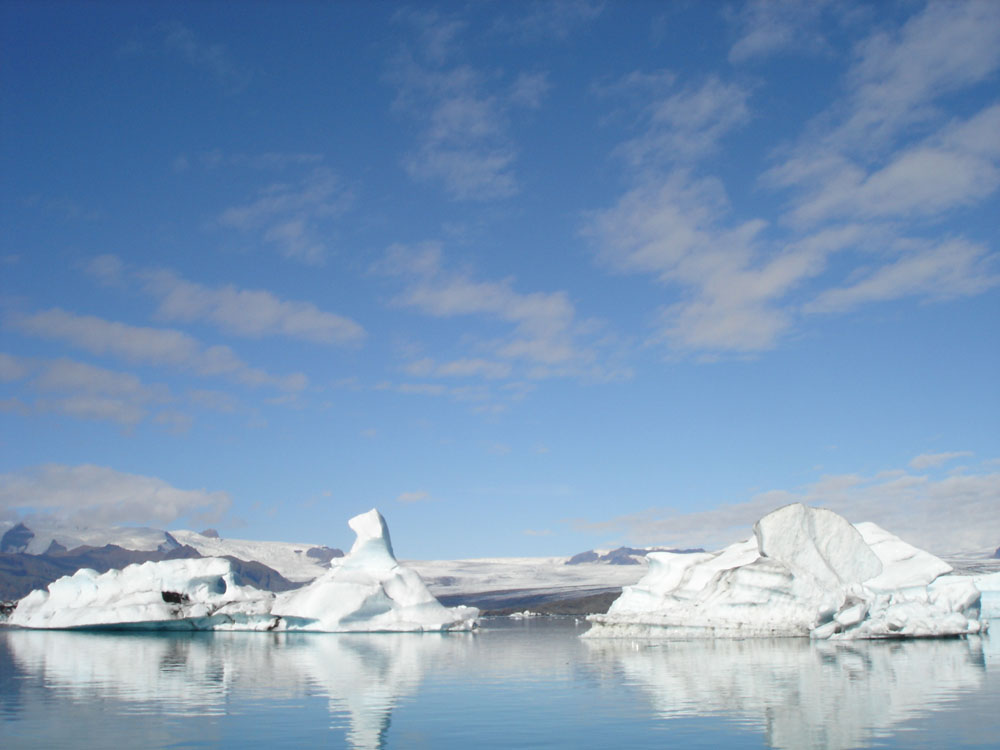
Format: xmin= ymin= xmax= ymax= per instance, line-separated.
xmin=1 ymin=0 xmax=998 ymax=559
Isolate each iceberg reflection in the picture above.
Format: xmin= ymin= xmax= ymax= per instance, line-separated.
xmin=585 ymin=634 xmax=992 ymax=749
xmin=3 ymin=629 xmax=474 ymax=749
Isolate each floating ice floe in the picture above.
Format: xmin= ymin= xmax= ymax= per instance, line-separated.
xmin=586 ymin=503 xmax=986 ymax=640
xmin=8 ymin=509 xmax=478 ymax=632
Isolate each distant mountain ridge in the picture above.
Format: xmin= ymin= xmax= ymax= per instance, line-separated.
xmin=566 ymin=545 xmax=705 ymax=565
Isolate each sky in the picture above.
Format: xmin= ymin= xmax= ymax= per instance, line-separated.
xmin=1 ymin=0 xmax=998 ymax=560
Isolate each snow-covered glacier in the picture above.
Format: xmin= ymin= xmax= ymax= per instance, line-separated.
xmin=8 ymin=509 xmax=478 ymax=632
xmin=586 ymin=503 xmax=986 ymax=640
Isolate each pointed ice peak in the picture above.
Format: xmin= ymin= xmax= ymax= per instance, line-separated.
xmin=345 ymin=509 xmax=396 ymax=568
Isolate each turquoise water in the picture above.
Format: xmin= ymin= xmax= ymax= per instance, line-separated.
xmin=2 ymin=618 xmax=998 ymax=749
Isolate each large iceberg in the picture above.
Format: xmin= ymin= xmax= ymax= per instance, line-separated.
xmin=586 ymin=503 xmax=986 ymax=640
xmin=8 ymin=509 xmax=478 ymax=632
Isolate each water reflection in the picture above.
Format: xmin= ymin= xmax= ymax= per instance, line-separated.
xmin=1 ymin=623 xmax=997 ymax=749
xmin=585 ymin=634 xmax=995 ymax=749
xmin=2 ymin=628 xmax=475 ymax=749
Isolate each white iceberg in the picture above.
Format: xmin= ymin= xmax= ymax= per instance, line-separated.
xmin=586 ymin=503 xmax=986 ymax=640
xmin=271 ymin=508 xmax=478 ymax=632
xmin=7 ymin=557 xmax=271 ymax=630
xmin=8 ymin=509 xmax=478 ymax=632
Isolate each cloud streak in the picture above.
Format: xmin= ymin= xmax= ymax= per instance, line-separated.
xmin=140 ymin=268 xmax=366 ymax=345
xmin=160 ymin=21 xmax=251 ymax=93
xmin=588 ymin=2 xmax=1000 ymax=357
xmin=381 ymin=242 xmax=626 ymax=382
xmin=218 ymin=167 xmax=353 ymax=264
xmin=9 ymin=309 xmax=307 ymax=391
xmin=387 ymin=10 xmax=548 ymax=200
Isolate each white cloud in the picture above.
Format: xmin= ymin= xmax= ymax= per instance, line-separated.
xmin=218 ymin=167 xmax=352 ymax=264
xmin=0 ymin=354 xmax=175 ymax=428
xmin=588 ymin=171 xmax=828 ymax=353
xmin=84 ymin=254 xmax=126 ymax=286
xmin=589 ymin=5 xmax=1000 ymax=357
xmin=836 ymin=1 xmax=1000 ymax=150
xmin=727 ymin=0 xmax=837 ymax=62
xmin=573 ymin=461 xmax=1000 ymax=555
xmin=494 ymin=0 xmax=603 ymax=42
xmin=772 ymin=104 xmax=1000 ymax=226
xmin=805 ymin=238 xmax=998 ymax=314
xmin=909 ymin=451 xmax=974 ymax=470
xmin=397 ymin=490 xmax=430 ymax=503
xmin=32 ymin=358 xmax=168 ymax=401
xmin=616 ymin=77 xmax=752 ymax=166
xmin=387 ymin=13 xmax=544 ymax=200
xmin=9 ymin=308 xmax=307 ymax=391
xmin=35 ymin=396 xmax=148 ymax=428
xmin=0 ymin=463 xmax=231 ymax=526
xmin=382 ymin=243 xmax=617 ymax=376
xmin=508 ymin=71 xmax=551 ymax=108
xmin=140 ymin=268 xmax=365 ymax=345
xmin=31 ymin=358 xmax=170 ymax=428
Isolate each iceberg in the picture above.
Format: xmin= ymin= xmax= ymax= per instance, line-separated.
xmin=586 ymin=503 xmax=986 ymax=640
xmin=271 ymin=508 xmax=478 ymax=632
xmin=8 ymin=509 xmax=478 ymax=632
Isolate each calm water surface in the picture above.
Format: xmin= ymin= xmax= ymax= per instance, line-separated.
xmin=2 ymin=618 xmax=998 ymax=749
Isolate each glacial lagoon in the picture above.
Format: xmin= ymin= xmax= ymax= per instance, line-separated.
xmin=2 ymin=618 xmax=998 ymax=749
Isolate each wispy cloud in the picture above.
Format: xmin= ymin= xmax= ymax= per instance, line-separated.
xmin=833 ymin=1 xmax=1000 ymax=151
xmin=397 ymin=490 xmax=430 ymax=503
xmin=0 ymin=463 xmax=231 ymax=526
xmin=770 ymin=104 xmax=1000 ymax=226
xmin=588 ymin=2 xmax=1000 ymax=357
xmin=0 ymin=353 xmax=256 ymax=429
xmin=727 ymin=0 xmax=839 ymax=63
xmin=387 ymin=10 xmax=549 ymax=200
xmin=32 ymin=357 xmax=169 ymax=428
xmin=613 ymin=76 xmax=752 ymax=167
xmin=160 ymin=21 xmax=250 ymax=93
xmin=588 ymin=171 xmax=819 ymax=353
xmin=9 ymin=308 xmax=307 ymax=391
xmin=139 ymin=267 xmax=365 ymax=345
xmin=494 ymin=0 xmax=604 ymax=42
xmin=218 ymin=167 xmax=353 ymax=264
xmin=85 ymin=256 xmax=366 ymax=345
xmin=805 ymin=237 xmax=997 ymax=314
xmin=909 ymin=451 xmax=974 ymax=470
xmin=380 ymin=242 xmax=626 ymax=380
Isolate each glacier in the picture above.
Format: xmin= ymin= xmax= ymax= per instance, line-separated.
xmin=8 ymin=509 xmax=478 ymax=632
xmin=586 ymin=503 xmax=986 ymax=640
